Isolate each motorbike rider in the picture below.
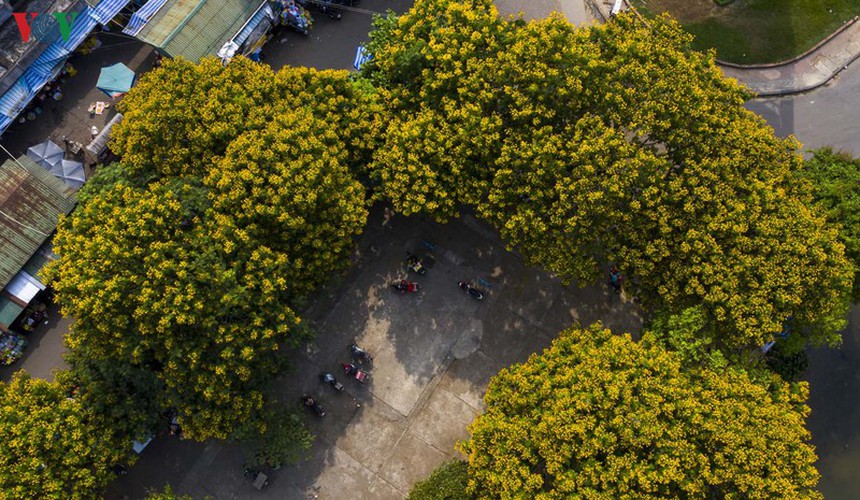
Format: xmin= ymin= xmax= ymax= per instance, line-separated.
xmin=406 ymin=252 xmax=424 ymax=273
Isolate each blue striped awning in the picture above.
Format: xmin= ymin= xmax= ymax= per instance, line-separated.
xmin=28 ymin=15 xmax=99 ymax=77
xmin=0 ymin=80 xmax=31 ymax=116
xmin=123 ymin=0 xmax=169 ymax=36
xmin=0 ymin=114 xmax=13 ymax=133
xmin=353 ymin=45 xmax=371 ymax=71
xmin=0 ymin=1 xmax=130 ymax=135
xmin=91 ymin=0 xmax=132 ymax=25
xmin=232 ymin=2 xmax=272 ymax=48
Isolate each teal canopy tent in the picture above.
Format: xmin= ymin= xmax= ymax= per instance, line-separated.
xmin=96 ymin=63 xmax=136 ymax=98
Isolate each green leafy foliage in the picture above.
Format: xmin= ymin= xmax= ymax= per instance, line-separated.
xmin=144 ymin=485 xmax=194 ymax=500
xmin=461 ymin=324 xmax=821 ymax=499
xmin=233 ymin=405 xmax=313 ymax=469
xmin=765 ymin=343 xmax=809 ymax=383
xmin=56 ymin=354 xmax=164 ymax=443
xmin=0 ymin=372 xmax=132 ymax=499
xmin=408 ymin=461 xmax=472 ymax=500
xmin=800 ymin=147 xmax=860 ymax=302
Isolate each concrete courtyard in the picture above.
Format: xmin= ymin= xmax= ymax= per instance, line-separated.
xmin=108 ymin=206 xmax=644 ymax=499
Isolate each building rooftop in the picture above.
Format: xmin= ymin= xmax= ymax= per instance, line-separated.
xmin=137 ymin=0 xmax=262 ymax=62
xmin=0 ymin=155 xmax=75 ymax=289
xmin=0 ymin=0 xmax=83 ymax=95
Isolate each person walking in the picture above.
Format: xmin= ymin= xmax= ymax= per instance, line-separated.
xmin=609 ymin=266 xmax=622 ymax=294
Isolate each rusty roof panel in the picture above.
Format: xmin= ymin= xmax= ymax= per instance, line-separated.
xmin=0 ymin=155 xmax=76 ymax=289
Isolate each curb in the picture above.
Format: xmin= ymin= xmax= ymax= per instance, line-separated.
xmin=712 ymin=16 xmax=860 ymax=96
xmin=747 ymin=48 xmax=860 ymax=97
xmin=716 ymin=16 xmax=859 ymax=69
xmin=588 ymin=2 xmax=860 ymax=96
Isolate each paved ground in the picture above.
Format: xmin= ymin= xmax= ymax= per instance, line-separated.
xmin=495 ymin=0 xmax=592 ymax=24
xmin=263 ymin=0 xmax=414 ymax=71
xmin=0 ymin=302 xmax=69 ymax=383
xmin=107 ymin=206 xmax=644 ymax=499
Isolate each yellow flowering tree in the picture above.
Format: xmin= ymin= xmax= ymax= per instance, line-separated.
xmin=0 ymin=372 xmax=132 ymax=499
xmin=363 ymin=0 xmax=506 ymax=219
xmin=272 ymin=67 xmax=387 ymax=178
xmin=112 ymin=57 xmax=277 ymax=178
xmin=47 ymin=58 xmax=370 ymax=442
xmin=206 ymin=108 xmax=368 ymax=299
xmin=461 ymin=324 xmax=821 ymax=499
xmin=365 ymin=3 xmax=851 ymax=348
xmin=44 ymin=179 xmax=310 ymax=440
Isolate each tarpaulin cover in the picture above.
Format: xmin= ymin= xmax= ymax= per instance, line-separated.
xmin=96 ymin=62 xmax=136 ymax=97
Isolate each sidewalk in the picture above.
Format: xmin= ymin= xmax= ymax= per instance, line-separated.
xmin=717 ymin=17 xmax=860 ymax=97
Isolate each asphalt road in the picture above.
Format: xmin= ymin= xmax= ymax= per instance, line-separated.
xmin=263 ymin=0 xmax=414 ymax=71
xmin=746 ymin=67 xmax=860 ymax=156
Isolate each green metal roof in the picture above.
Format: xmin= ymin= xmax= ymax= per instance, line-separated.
xmin=22 ymin=239 xmax=57 ymax=280
xmin=138 ymin=0 xmax=263 ymax=63
xmin=0 ymin=297 xmax=23 ymax=329
xmin=0 ymin=156 xmax=76 ymax=290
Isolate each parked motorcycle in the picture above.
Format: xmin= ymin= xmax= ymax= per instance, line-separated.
xmin=20 ymin=306 xmax=47 ymax=332
xmin=341 ymin=362 xmax=369 ymax=383
xmin=244 ymin=467 xmax=270 ymax=490
xmin=298 ymin=0 xmax=342 ymax=20
xmin=301 ymin=395 xmax=326 ymax=417
xmin=350 ymin=344 xmax=374 ymax=365
xmin=391 ymin=279 xmax=420 ymax=294
xmin=406 ymin=252 xmax=427 ymax=275
xmin=458 ymin=281 xmax=485 ymax=300
xmin=320 ymin=372 xmax=344 ymax=392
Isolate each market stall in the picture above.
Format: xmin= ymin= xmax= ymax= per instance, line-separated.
xmin=0 ymin=332 xmax=27 ymax=365
xmin=272 ymin=0 xmax=313 ymax=35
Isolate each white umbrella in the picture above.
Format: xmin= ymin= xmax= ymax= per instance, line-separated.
xmin=26 ymin=140 xmax=64 ymax=170
xmin=59 ymin=159 xmax=86 ymax=188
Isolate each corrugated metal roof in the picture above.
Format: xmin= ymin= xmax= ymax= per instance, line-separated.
xmin=138 ymin=0 xmax=263 ymax=62
xmin=136 ymin=0 xmax=200 ymax=47
xmin=0 ymin=156 xmax=76 ymax=289
xmin=21 ymin=239 xmax=57 ymax=279
xmin=123 ymin=0 xmax=172 ymax=36
xmin=0 ymin=296 xmax=24 ymax=329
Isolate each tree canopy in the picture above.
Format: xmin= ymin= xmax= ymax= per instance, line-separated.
xmin=408 ymin=460 xmax=471 ymax=500
xmin=363 ymin=1 xmax=852 ymax=349
xmin=46 ymin=61 xmax=370 ymax=440
xmin=460 ymin=324 xmax=821 ymax=499
xmin=800 ymin=147 xmax=860 ymax=301
xmin=0 ymin=372 xmax=131 ymax=499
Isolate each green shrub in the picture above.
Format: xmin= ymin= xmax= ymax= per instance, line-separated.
xmin=408 ymin=460 xmax=472 ymax=500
